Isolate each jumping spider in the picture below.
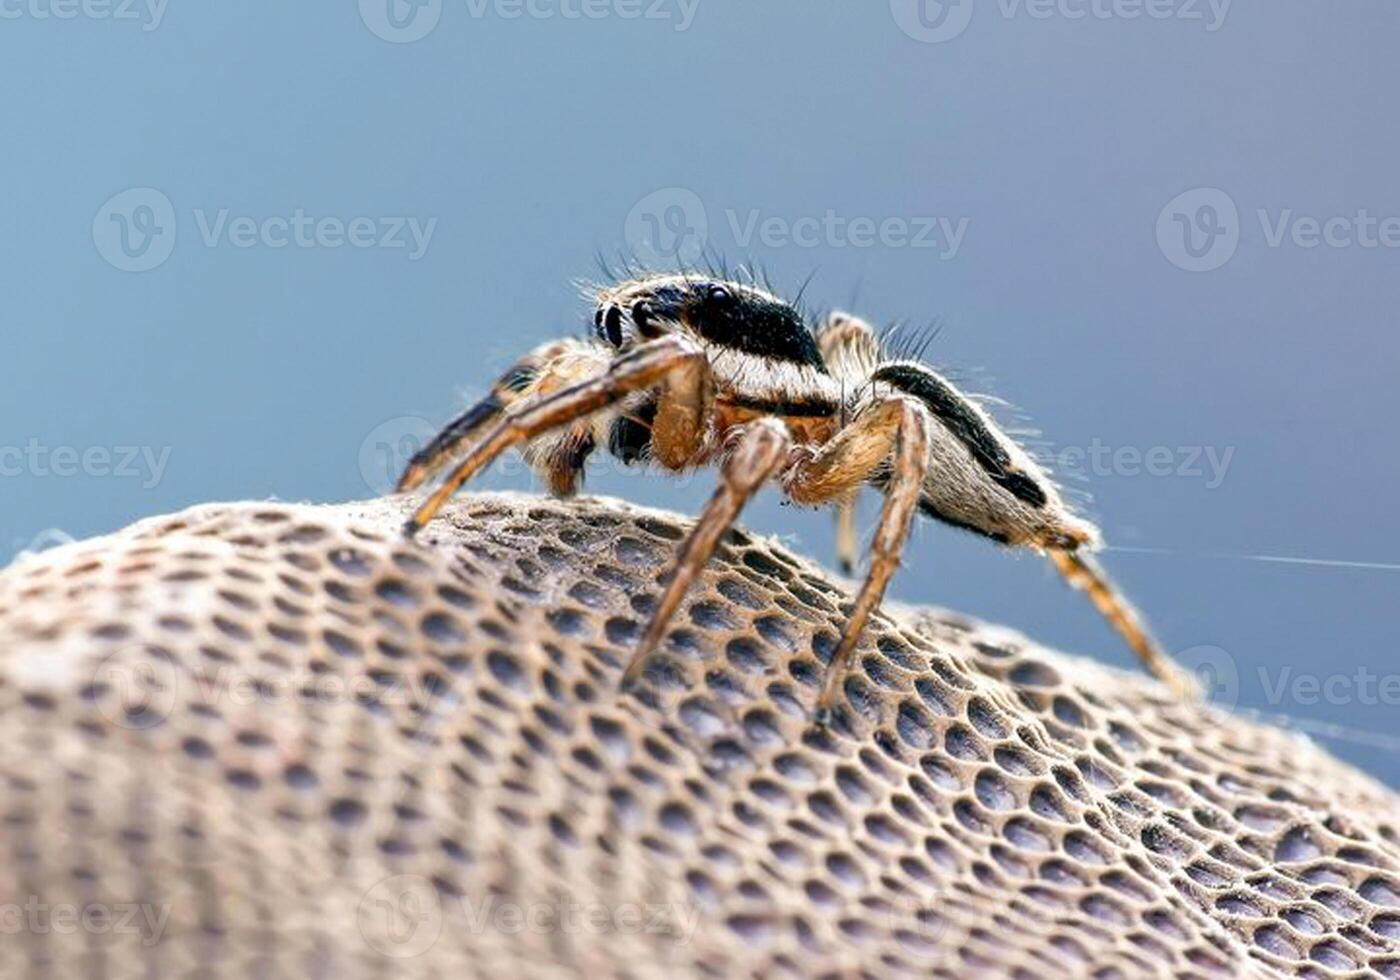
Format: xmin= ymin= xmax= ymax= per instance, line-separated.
xmin=396 ymin=271 xmax=1199 ymax=718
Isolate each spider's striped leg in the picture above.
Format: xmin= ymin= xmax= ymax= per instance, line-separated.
xmin=396 ymin=358 xmax=544 ymax=494
xmin=621 ymin=419 xmax=792 ymax=690
xmin=1047 ymin=549 xmax=1202 ymax=699
xmin=782 ymin=397 xmax=931 ymax=724
xmin=402 ymin=336 xmax=704 ymax=536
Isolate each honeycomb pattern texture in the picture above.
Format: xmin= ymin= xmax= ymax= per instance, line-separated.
xmin=0 ymin=493 xmax=1397 ymax=979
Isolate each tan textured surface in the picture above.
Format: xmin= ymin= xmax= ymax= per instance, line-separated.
xmin=0 ymin=493 xmax=1397 ymax=979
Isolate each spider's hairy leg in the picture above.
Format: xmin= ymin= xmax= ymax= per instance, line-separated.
xmin=621 ymin=419 xmax=791 ymax=690
xmin=783 ymin=397 xmax=931 ymax=723
xmin=817 ymin=312 xmax=880 ymax=577
xmin=402 ymin=336 xmax=705 ymax=536
xmin=1047 ymin=549 xmax=1203 ymax=699
xmin=396 ymin=340 xmax=589 ymax=495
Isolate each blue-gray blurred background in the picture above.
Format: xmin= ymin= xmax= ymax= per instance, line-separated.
xmin=3 ymin=1 xmax=1397 ymax=783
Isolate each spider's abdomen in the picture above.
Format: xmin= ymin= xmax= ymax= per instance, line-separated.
xmin=870 ymin=361 xmax=1096 ymax=550
xmin=873 ymin=363 xmax=1047 ymax=508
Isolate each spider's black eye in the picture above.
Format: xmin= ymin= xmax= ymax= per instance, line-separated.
xmin=598 ymin=306 xmax=625 ymax=346
xmin=707 ymin=285 xmax=732 ymax=305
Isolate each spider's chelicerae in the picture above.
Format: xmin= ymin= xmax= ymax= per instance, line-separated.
xmin=397 ymin=271 xmax=1200 ymax=719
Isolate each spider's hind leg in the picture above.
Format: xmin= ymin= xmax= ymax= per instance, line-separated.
xmin=1047 ymin=548 xmax=1203 ymax=699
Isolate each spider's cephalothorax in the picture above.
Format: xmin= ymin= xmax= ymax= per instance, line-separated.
xmin=396 ymin=272 xmax=1199 ymax=719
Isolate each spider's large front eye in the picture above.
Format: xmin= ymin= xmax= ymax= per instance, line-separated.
xmin=596 ymin=306 xmax=625 ymax=346
xmin=706 ymin=285 xmax=732 ymax=305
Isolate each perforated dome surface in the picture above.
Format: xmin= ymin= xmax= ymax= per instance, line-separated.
xmin=0 ymin=493 xmax=1397 ymax=979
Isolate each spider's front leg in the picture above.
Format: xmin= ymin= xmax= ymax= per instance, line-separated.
xmin=783 ymin=396 xmax=932 ymax=723
xmin=396 ymin=340 xmax=591 ymax=496
xmin=621 ymin=419 xmax=792 ymax=689
xmin=400 ymin=336 xmax=707 ymax=535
